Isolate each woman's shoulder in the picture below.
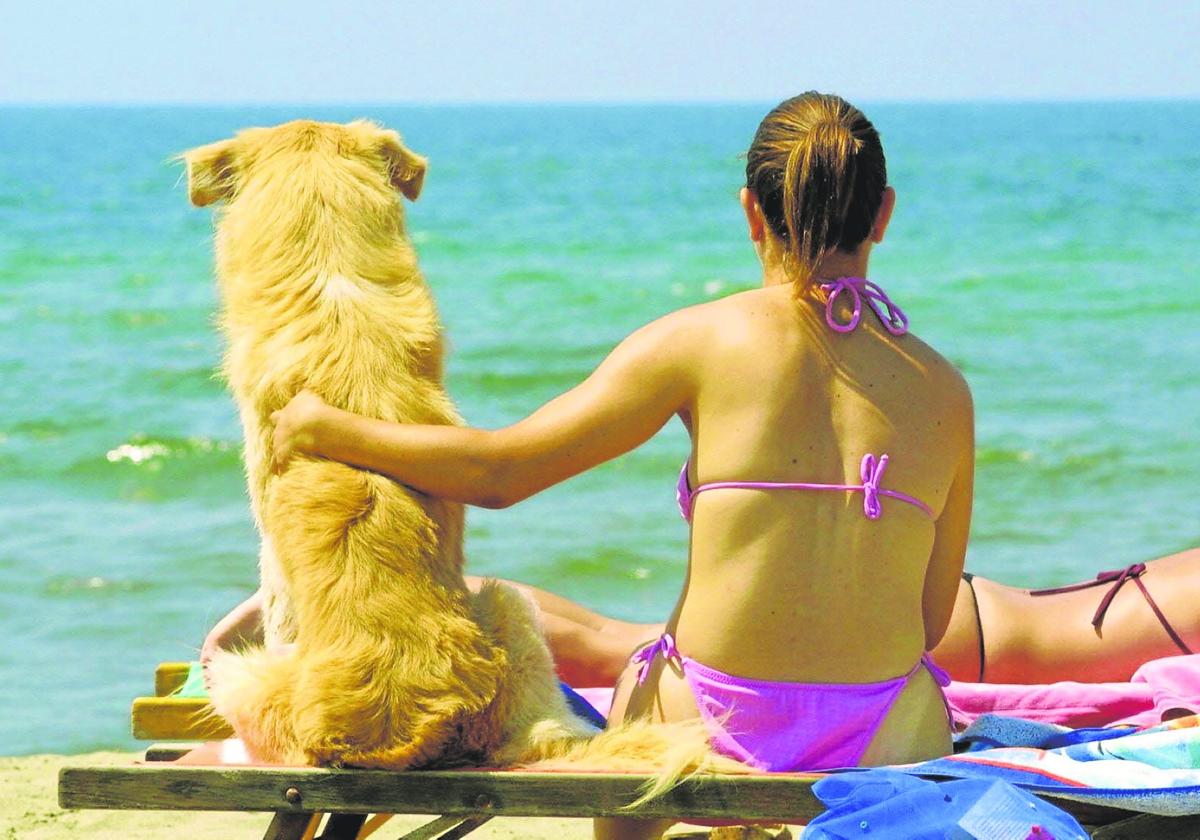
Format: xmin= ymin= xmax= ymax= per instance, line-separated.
xmin=631 ymin=288 xmax=762 ymax=347
xmin=903 ymin=332 xmax=972 ymax=402
xmin=894 ymin=332 xmax=974 ymax=442
xmin=656 ymin=286 xmax=789 ymax=342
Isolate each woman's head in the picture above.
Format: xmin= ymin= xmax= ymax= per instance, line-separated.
xmin=744 ymin=92 xmax=889 ymax=288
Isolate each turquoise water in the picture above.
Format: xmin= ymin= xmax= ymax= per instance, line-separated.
xmin=1 ymin=103 xmax=1198 ymax=756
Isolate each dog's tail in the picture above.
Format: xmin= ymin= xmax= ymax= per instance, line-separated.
xmin=206 ymin=645 xmax=303 ymax=764
xmin=518 ymin=717 xmax=753 ymax=807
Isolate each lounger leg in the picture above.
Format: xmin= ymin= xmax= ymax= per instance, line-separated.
xmin=397 ymin=814 xmax=494 ymax=840
xmin=318 ymin=813 xmax=368 ymax=839
xmin=264 ymin=811 xmax=319 ymax=840
xmin=1091 ymin=813 xmax=1200 ymax=840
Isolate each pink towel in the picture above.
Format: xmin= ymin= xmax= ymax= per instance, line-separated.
xmin=949 ymin=655 xmax=1200 ymax=729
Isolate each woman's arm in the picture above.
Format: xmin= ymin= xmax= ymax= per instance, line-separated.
xmin=922 ymin=379 xmax=975 ymax=651
xmin=272 ymin=310 xmax=702 ymax=508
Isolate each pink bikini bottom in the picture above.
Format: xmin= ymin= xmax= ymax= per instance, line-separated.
xmin=631 ymin=634 xmax=952 ymax=771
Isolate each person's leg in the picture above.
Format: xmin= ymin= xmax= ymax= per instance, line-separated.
xmin=465 ymin=575 xmax=663 ymax=687
xmin=200 ymin=589 xmax=266 ymax=686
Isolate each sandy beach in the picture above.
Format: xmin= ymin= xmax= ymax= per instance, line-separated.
xmin=0 ymin=751 xmax=599 ymax=839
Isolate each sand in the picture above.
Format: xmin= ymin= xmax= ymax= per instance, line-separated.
xmin=0 ymin=751 xmax=596 ymax=839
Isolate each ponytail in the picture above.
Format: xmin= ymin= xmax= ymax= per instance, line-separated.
xmin=746 ymin=93 xmax=885 ymax=290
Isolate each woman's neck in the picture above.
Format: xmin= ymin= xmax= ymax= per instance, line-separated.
xmin=759 ymin=245 xmax=871 ymax=289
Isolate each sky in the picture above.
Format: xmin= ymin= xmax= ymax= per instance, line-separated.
xmin=1 ymin=0 xmax=1197 ymax=104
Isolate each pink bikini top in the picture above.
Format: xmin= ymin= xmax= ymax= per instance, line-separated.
xmin=676 ymin=276 xmax=935 ymax=523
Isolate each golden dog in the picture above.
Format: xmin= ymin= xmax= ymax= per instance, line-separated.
xmin=183 ymin=120 xmax=740 ymax=787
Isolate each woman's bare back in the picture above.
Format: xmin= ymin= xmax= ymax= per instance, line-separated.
xmin=668 ymin=283 xmax=972 ymax=682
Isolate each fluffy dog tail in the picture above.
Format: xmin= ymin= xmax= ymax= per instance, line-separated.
xmin=206 ymin=645 xmax=303 ymax=764
xmin=522 ymin=718 xmax=753 ymax=806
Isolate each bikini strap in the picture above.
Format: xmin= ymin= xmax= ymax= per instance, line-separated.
xmin=918 ymin=653 xmax=953 ymax=687
xmin=679 ymin=453 xmax=933 ymax=521
xmin=819 ymin=277 xmax=910 ymax=336
xmin=675 ymin=462 xmax=693 ymax=521
xmin=916 ymin=653 xmax=955 ymax=726
xmin=632 ymin=633 xmax=682 ymax=685
xmin=1030 ymin=563 xmax=1193 ymax=655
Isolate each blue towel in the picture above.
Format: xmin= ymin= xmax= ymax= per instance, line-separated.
xmin=560 ymin=682 xmax=606 ymax=729
xmin=956 ymin=713 xmax=1137 ymax=752
xmin=801 ymin=768 xmax=1087 ymax=839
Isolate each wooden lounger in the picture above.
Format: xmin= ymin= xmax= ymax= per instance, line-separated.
xmin=130 ymin=662 xmax=232 ymax=741
xmin=59 ymin=764 xmax=823 ymax=839
xmin=55 ymin=760 xmax=1200 ymax=840
xmin=60 ymin=663 xmax=1200 ymax=839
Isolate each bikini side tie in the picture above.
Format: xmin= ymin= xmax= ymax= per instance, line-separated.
xmin=820 ymin=276 xmax=910 ymax=336
xmin=633 ymin=633 xmax=682 ymax=685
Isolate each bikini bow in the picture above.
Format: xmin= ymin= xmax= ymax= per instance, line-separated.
xmin=819 ymin=277 xmax=910 ymax=336
xmin=859 ymin=453 xmax=890 ymax=520
xmin=632 ymin=633 xmax=681 ymax=685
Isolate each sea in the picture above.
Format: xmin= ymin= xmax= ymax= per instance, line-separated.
xmin=1 ymin=102 xmax=1197 ymax=756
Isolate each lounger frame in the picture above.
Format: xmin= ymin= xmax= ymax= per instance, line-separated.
xmin=57 ymin=759 xmax=1200 ymax=839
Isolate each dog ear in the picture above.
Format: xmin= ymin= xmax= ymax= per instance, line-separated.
xmin=182 ymin=138 xmax=239 ymax=207
xmin=379 ymin=132 xmax=427 ymax=201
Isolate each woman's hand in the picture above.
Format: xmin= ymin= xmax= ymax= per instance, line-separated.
xmin=270 ymin=389 xmax=330 ymax=473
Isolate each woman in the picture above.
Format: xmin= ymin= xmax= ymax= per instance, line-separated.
xmin=269 ymin=92 xmax=971 ymax=838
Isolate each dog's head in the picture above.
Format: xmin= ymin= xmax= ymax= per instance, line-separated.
xmin=182 ymin=119 xmax=426 ymax=209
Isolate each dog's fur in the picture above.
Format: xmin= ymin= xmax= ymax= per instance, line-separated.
xmin=184 ymin=120 xmax=744 ymax=790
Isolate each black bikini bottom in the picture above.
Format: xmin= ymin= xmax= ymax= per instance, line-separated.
xmin=960 ymin=572 xmax=986 ymax=682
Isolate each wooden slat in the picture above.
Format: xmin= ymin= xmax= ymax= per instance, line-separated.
xmin=144 ymin=742 xmax=202 ymax=762
xmin=398 ymin=815 xmax=493 ymax=840
xmin=394 ymin=815 xmax=460 ymax=840
xmin=431 ymin=815 xmax=493 ymax=840
xmin=357 ymin=813 xmax=393 ymax=838
xmin=131 ymin=696 xmax=234 ymax=740
xmin=1090 ymin=812 xmax=1200 ymax=840
xmin=155 ymin=662 xmax=193 ymax=696
xmin=264 ymin=811 xmax=318 ymax=840
xmin=317 ymin=813 xmax=366 ymax=839
xmin=58 ymin=765 xmax=826 ymax=822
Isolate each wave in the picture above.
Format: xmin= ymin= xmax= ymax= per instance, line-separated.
xmin=42 ymin=575 xmax=164 ymax=598
xmin=56 ymin=435 xmax=244 ymax=496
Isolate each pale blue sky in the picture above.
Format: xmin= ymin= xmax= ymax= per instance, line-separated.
xmin=1 ymin=0 xmax=1196 ymax=104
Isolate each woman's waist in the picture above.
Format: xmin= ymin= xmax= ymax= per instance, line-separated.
xmin=669 ymin=601 xmax=931 ymax=685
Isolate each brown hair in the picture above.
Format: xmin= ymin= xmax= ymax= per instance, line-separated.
xmin=745 ymin=92 xmax=887 ymax=288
